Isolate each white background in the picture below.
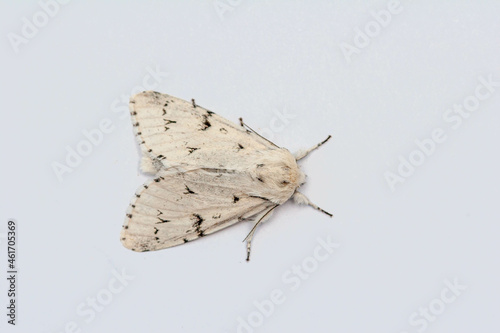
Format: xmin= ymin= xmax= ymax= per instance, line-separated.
xmin=1 ymin=1 xmax=499 ymax=332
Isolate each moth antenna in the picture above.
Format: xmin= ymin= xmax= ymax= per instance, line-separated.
xmin=239 ymin=118 xmax=279 ymax=148
xmin=293 ymin=192 xmax=333 ymax=217
xmin=243 ymin=205 xmax=279 ymax=261
xmin=295 ymin=135 xmax=332 ymax=160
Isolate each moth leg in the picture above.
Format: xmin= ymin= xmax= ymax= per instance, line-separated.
xmin=294 ymin=135 xmax=332 ymax=160
xmin=246 ymin=229 xmax=256 ymax=262
xmin=293 ymin=191 xmax=333 ymax=217
xmin=243 ymin=205 xmax=279 ymax=261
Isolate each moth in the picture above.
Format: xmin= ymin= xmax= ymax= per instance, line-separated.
xmin=120 ymin=91 xmax=332 ymax=260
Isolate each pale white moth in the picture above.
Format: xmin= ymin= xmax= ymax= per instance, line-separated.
xmin=120 ymin=91 xmax=332 ymax=260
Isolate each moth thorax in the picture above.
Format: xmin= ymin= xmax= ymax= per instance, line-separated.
xmin=255 ymin=150 xmax=305 ymax=190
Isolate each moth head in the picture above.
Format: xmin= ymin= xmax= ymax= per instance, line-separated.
xmin=299 ymin=174 xmax=307 ymax=187
xmin=288 ymin=165 xmax=306 ymax=189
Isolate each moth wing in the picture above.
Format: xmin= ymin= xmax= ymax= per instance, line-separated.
xmin=130 ymin=91 xmax=277 ymax=172
xmin=120 ymin=168 xmax=273 ymax=252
